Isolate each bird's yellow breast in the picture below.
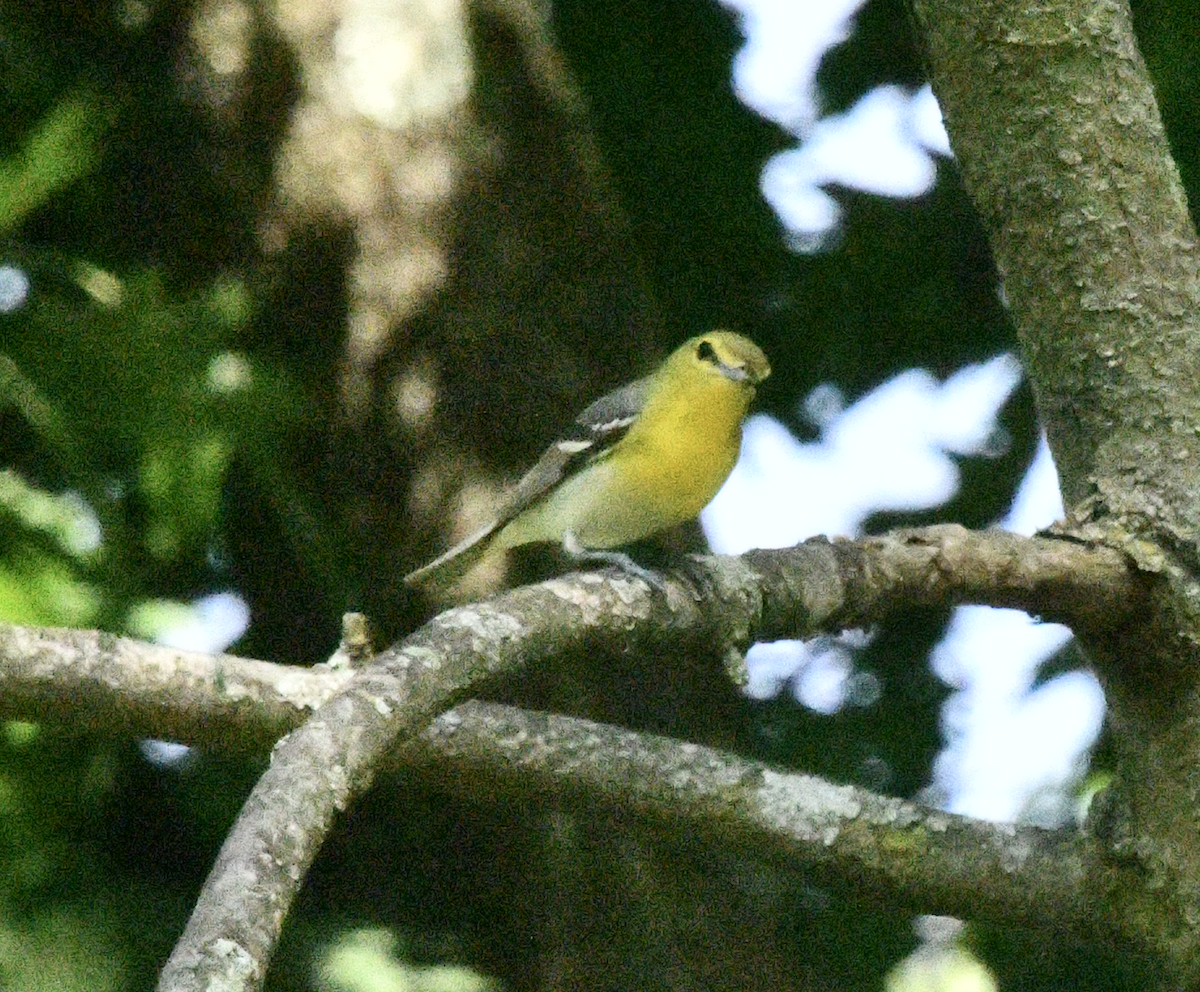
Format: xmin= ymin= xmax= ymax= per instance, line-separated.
xmin=613 ymin=373 xmax=747 ymax=524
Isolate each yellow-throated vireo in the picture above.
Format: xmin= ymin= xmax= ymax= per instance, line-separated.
xmin=404 ymin=331 xmax=770 ymax=590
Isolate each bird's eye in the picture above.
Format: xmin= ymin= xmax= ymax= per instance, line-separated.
xmin=696 ymin=340 xmax=718 ymax=364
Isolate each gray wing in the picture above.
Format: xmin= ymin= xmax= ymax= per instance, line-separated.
xmin=403 ymin=375 xmax=650 ymax=588
xmin=496 ymin=373 xmax=650 ymax=524
xmin=575 ymin=376 xmax=648 ymax=438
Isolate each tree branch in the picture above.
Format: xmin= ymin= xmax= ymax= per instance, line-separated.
xmin=743 ymin=524 xmax=1145 ymax=638
xmin=0 ymin=528 xmax=1143 ymax=760
xmin=0 ymin=621 xmax=1134 ymax=954
xmin=0 ymin=623 xmax=352 ymax=753
xmin=28 ymin=527 xmax=1117 ymax=991
xmin=0 ymin=531 xmax=1146 ymax=989
xmin=0 ymin=527 xmax=1147 ymax=950
xmin=412 ymin=700 xmax=1115 ymax=941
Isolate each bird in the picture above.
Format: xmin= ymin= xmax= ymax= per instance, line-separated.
xmin=404 ymin=331 xmax=770 ymax=591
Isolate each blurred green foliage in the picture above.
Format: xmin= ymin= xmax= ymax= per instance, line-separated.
xmin=0 ymin=18 xmax=308 ymax=989
xmin=0 ymin=92 xmax=105 ymax=235
xmin=0 ymin=256 xmax=301 ymax=632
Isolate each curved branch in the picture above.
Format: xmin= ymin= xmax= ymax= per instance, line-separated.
xmin=0 ymin=555 xmax=1141 ymax=946
xmin=25 ymin=527 xmax=1128 ymax=992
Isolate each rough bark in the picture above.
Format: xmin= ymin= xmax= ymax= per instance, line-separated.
xmin=912 ymin=0 xmax=1200 ymax=978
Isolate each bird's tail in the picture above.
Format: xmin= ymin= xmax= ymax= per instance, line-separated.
xmin=403 ymin=519 xmax=502 ymax=589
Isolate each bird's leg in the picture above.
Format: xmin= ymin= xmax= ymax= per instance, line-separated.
xmin=561 ymin=531 xmax=668 ymax=594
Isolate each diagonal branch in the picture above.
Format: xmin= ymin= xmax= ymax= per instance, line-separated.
xmin=4 ymin=527 xmax=1138 ymax=992
xmin=0 ymin=618 xmax=1128 ymax=947
xmin=0 ymin=537 xmax=1142 ymax=942
xmin=413 ymin=700 xmax=1117 ymax=941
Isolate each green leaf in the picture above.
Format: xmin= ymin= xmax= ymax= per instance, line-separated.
xmin=0 ymin=92 xmax=106 ymax=234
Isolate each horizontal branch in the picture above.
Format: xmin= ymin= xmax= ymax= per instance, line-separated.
xmin=742 ymin=524 xmax=1146 ymax=637
xmin=0 ymin=612 xmax=1119 ymax=940
xmin=413 ymin=700 xmax=1107 ymax=938
xmin=0 ymin=526 xmax=1144 ymax=992
xmin=0 ymin=528 xmax=1144 ymax=759
xmin=0 ymin=623 xmax=353 ymax=752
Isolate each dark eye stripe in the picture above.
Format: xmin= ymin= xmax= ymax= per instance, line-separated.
xmin=696 ymin=340 xmax=718 ymax=363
